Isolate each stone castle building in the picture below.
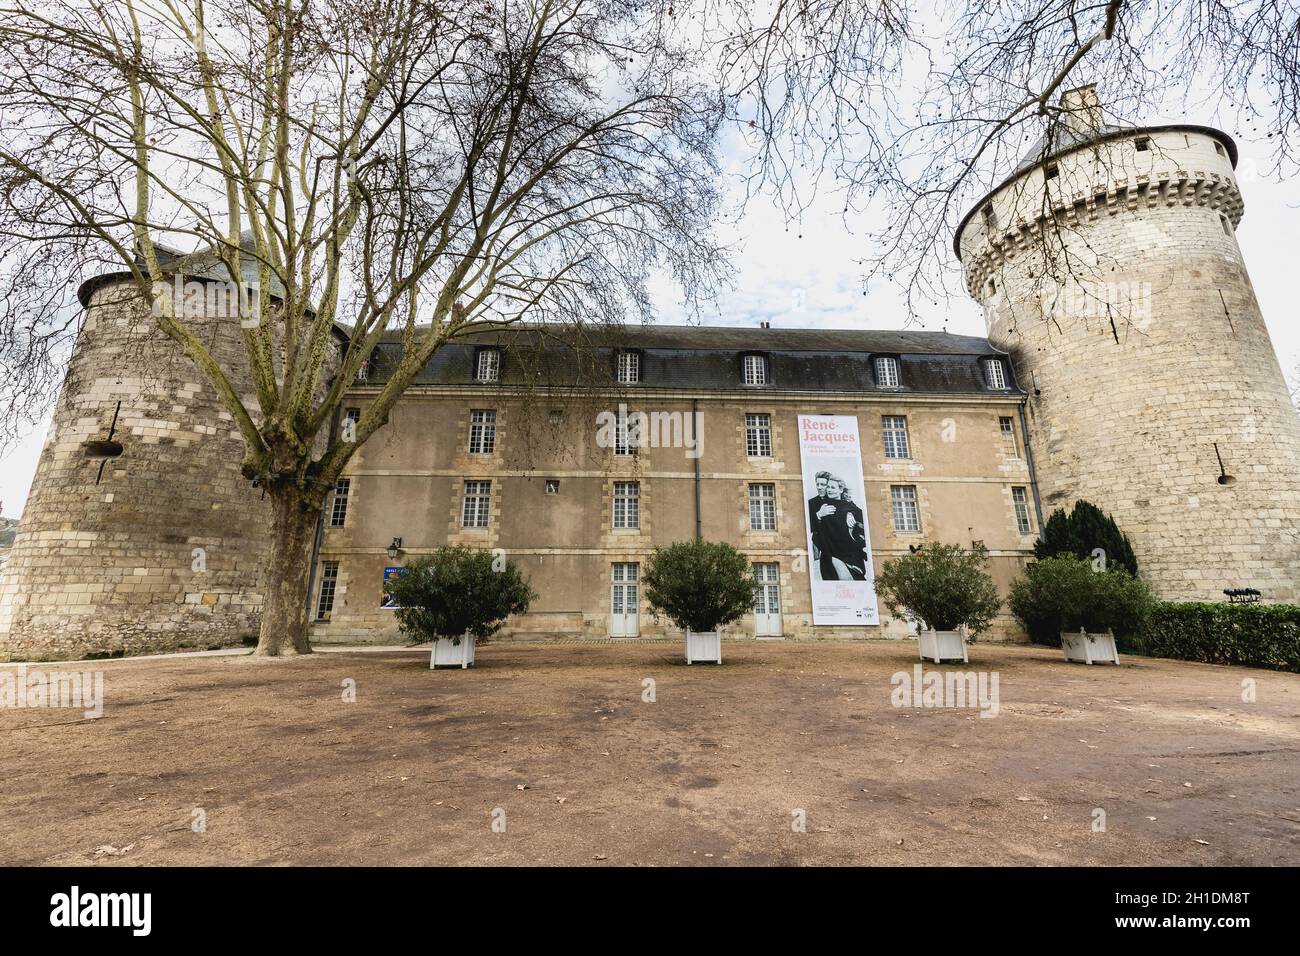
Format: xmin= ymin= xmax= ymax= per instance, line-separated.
xmin=956 ymin=86 xmax=1300 ymax=602
xmin=1 ymin=87 xmax=1297 ymax=660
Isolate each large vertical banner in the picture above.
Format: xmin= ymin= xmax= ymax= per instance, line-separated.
xmin=798 ymin=415 xmax=879 ymax=625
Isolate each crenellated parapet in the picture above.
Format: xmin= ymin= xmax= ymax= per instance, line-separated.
xmin=961 ymin=168 xmax=1244 ymax=298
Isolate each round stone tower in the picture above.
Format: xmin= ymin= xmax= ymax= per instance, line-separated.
xmin=0 ymin=270 xmax=271 ymax=660
xmin=955 ymin=85 xmax=1300 ymax=602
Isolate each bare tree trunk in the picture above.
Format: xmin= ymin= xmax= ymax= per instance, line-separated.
xmin=256 ymin=488 xmax=321 ymax=656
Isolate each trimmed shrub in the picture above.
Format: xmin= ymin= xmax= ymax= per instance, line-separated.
xmin=643 ymin=540 xmax=757 ymax=633
xmin=1135 ymin=602 xmax=1300 ymax=672
xmin=384 ymin=547 xmax=535 ymax=643
xmin=1008 ymin=557 xmax=1154 ymax=644
xmin=875 ymin=543 xmax=1002 ymax=636
xmin=1034 ymin=499 xmax=1138 ymax=576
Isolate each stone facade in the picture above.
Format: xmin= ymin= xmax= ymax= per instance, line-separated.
xmin=7 ymin=91 xmax=1296 ymax=660
xmin=956 ymin=89 xmax=1300 ymax=601
xmin=0 ymin=279 xmax=271 ymax=660
xmin=308 ymin=385 xmax=1038 ymax=644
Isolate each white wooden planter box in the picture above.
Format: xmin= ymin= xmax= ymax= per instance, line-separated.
xmin=685 ymin=628 xmax=722 ymax=664
xmin=430 ymin=635 xmax=476 ymax=669
xmin=1061 ymin=629 xmax=1119 ymax=665
xmin=918 ymin=628 xmax=968 ymax=664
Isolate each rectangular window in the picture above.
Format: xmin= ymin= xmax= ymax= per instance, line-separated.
xmin=468 ymin=409 xmax=497 ymax=454
xmin=749 ymin=483 xmax=777 ymax=531
xmin=613 ymin=481 xmax=641 ymax=530
xmin=742 ymin=354 xmax=767 ymax=386
xmin=890 ymin=485 xmax=920 ymax=533
xmin=882 ymin=415 xmax=910 ymax=459
xmin=745 ymin=413 xmax=772 ymax=458
xmin=462 ymin=480 xmax=492 ymax=528
xmin=617 ymin=351 xmax=640 ymax=384
xmin=1135 ymin=137 xmax=1150 ymax=152
xmin=874 ymin=356 xmax=900 ymax=388
xmin=983 ymin=358 xmax=1007 ymax=390
xmin=344 ymin=407 xmax=361 ymax=426
xmin=545 ymin=479 xmax=560 ymax=495
xmin=614 ymin=406 xmax=638 ymax=456
xmin=475 ymin=348 xmax=500 ymax=382
xmin=329 ymin=478 xmax=350 ymax=528
xmin=999 ymin=415 xmax=1014 ymax=437
xmin=315 ymin=561 xmax=339 ymax=621
xmin=1012 ymin=486 xmax=1032 ymax=534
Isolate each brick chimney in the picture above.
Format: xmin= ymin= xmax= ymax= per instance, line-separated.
xmin=1059 ymin=84 xmax=1103 ymax=135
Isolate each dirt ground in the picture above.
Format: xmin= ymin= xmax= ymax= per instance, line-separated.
xmin=2 ymin=640 xmax=1297 ymax=866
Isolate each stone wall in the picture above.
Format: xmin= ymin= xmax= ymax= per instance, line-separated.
xmin=958 ymin=126 xmax=1300 ymax=601
xmin=0 ymin=279 xmax=271 ymax=660
xmin=308 ymin=390 xmax=1038 ymax=644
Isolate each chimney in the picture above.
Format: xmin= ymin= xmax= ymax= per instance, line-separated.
xmin=1059 ymin=84 xmax=1103 ymax=135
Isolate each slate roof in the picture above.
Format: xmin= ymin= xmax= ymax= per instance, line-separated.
xmin=365 ymin=324 xmax=1022 ymax=397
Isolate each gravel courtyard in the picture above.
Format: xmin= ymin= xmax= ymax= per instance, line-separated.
xmin=2 ymin=640 xmax=1297 ymax=866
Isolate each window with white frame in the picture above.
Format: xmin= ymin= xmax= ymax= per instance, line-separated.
xmin=999 ymin=415 xmax=1014 ymax=438
xmin=890 ymin=484 xmax=920 ymax=532
xmin=468 ymin=409 xmax=497 ymax=454
xmin=748 ymin=483 xmax=777 ymax=531
xmin=617 ymin=351 xmax=640 ymax=384
xmin=461 ymin=480 xmax=492 ymax=528
xmin=882 ymin=415 xmax=910 ymax=459
xmin=315 ymin=561 xmax=339 ymax=620
xmin=983 ymin=358 xmax=1007 ymax=389
xmin=874 ymin=356 xmax=900 ymax=389
xmin=329 ymin=478 xmax=350 ymax=527
xmin=613 ymin=406 xmax=638 ymax=456
xmin=612 ymin=481 xmax=640 ymax=530
xmin=745 ymin=413 xmax=772 ymax=458
xmin=742 ymin=354 xmax=768 ymax=386
xmin=475 ymin=348 xmax=500 ymax=382
xmin=344 ymin=407 xmax=361 ymax=427
xmin=1011 ymin=486 xmax=1033 ymax=534
xmin=753 ymin=562 xmax=780 ymax=613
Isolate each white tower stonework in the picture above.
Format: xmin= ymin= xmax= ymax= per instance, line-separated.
xmin=956 ymin=86 xmax=1300 ymax=601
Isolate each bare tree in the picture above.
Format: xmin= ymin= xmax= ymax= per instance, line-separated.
xmin=0 ymin=0 xmax=723 ymax=653
xmin=2 ymin=0 xmax=1297 ymax=654
xmin=708 ymin=0 xmax=1300 ymax=312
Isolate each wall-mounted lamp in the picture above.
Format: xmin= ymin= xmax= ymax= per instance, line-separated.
xmin=387 ymin=537 xmax=403 ymax=560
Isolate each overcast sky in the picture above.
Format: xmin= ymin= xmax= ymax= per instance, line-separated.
xmin=2 ymin=101 xmax=1297 ymax=519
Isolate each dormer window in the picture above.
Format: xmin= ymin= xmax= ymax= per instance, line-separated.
xmin=742 ymin=353 xmax=768 ymax=386
xmin=982 ymin=357 xmax=1008 ymax=390
xmin=874 ymin=356 xmax=900 ymax=389
xmin=616 ymin=350 xmax=640 ymax=384
xmin=475 ymin=347 xmax=500 ymax=382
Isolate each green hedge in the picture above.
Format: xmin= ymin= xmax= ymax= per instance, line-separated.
xmin=1127 ymin=602 xmax=1300 ymax=672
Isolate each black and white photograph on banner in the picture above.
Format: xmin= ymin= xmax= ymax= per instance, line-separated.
xmin=797 ymin=415 xmax=879 ymax=626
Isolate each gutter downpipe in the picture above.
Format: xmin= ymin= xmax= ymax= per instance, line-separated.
xmin=693 ymin=398 xmax=702 ymax=541
xmin=1018 ymin=400 xmax=1045 ymax=534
